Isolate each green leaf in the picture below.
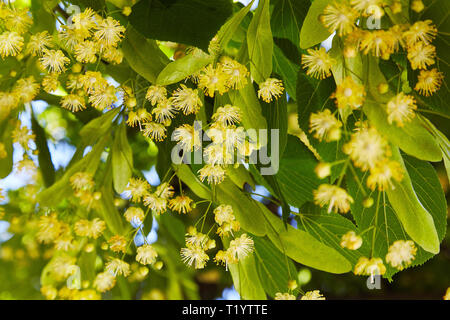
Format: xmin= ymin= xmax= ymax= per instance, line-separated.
xmin=363 ymin=101 xmax=442 ymax=162
xmin=173 ymin=164 xmax=212 ymax=200
xmin=217 ymin=0 xmax=255 ymax=50
xmin=223 ymin=236 xmax=267 ymax=300
xmin=228 ymin=83 xmax=267 ymax=145
xmin=156 ymin=50 xmax=212 ymax=86
xmin=226 ymin=165 xmax=255 ymax=189
xmin=260 ymin=202 xmax=352 ymax=273
xmin=247 ymin=0 xmax=273 ymax=83
xmin=299 ymin=0 xmax=332 ymax=49
xmin=79 ymin=108 xmax=120 ymax=146
xmin=386 ymin=147 xmax=440 ymax=254
xmin=276 ymin=135 xmax=321 ymax=208
xmin=0 ymin=121 xmax=14 ymax=179
xmin=31 ymin=113 xmax=55 ymax=187
xmin=363 ymin=57 xmax=442 ymax=162
xmin=253 ymin=236 xmax=298 ymax=298
xmin=112 ymin=122 xmax=133 ymax=193
xmin=271 ymin=0 xmax=308 ymax=47
xmin=70 ymin=0 xmax=105 ymax=11
xmin=295 ymin=203 xmax=368 ymax=266
xmin=128 ymin=0 xmax=233 ymax=52
xmin=215 ymin=179 xmax=267 ymax=237
xmin=273 ymin=43 xmax=300 ymax=100
xmin=122 ymin=26 xmax=170 ymax=84
xmin=296 ymin=73 xmax=335 ymax=131
xmin=38 ymin=135 xmax=110 ymax=208
xmin=347 ymin=151 xmax=447 ymax=278
xmin=99 ymin=154 xmax=125 ymax=235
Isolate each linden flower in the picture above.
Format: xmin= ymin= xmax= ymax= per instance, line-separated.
xmin=41 ymin=286 xmax=57 ymax=300
xmin=385 ymin=240 xmax=417 ymax=270
xmin=173 ymin=124 xmax=201 ymax=152
xmin=142 ymin=122 xmax=167 ymax=142
xmin=415 ymin=68 xmax=444 ymax=96
xmin=169 ymin=195 xmax=194 ymax=214
xmin=72 ymin=8 xmax=97 ymax=39
xmin=333 ymin=76 xmax=366 ymax=110
xmin=301 ymin=290 xmax=326 ymax=300
xmin=80 ymin=71 xmax=107 ymax=94
xmin=198 ymin=64 xmax=228 ymax=97
xmin=170 ymin=84 xmax=203 ymax=115
xmin=156 ymin=182 xmax=175 ymax=199
xmin=143 ymin=193 xmax=168 ymax=215
xmin=70 ymin=172 xmax=94 ymax=191
xmin=367 ymin=159 xmax=403 ymax=191
xmin=314 ymin=184 xmax=354 ymax=214
xmin=228 ymin=234 xmax=254 ymax=261
xmin=214 ymin=204 xmax=235 ymax=226
xmin=0 ymin=91 xmax=18 ymax=111
xmin=127 ymin=109 xmax=152 ymax=128
xmin=12 ymin=125 xmax=35 ymax=150
xmin=152 ymin=100 xmax=177 ymax=123
xmin=40 ymin=49 xmax=70 ymax=74
xmin=136 ymin=244 xmax=158 ymax=265
xmin=89 ymin=85 xmax=118 ymax=110
xmin=94 ymin=17 xmax=126 ymax=47
xmin=403 ymin=20 xmax=437 ymax=46
xmin=74 ymin=218 xmax=106 ymax=239
xmin=386 ymin=92 xmax=417 ymax=126
xmin=26 ymin=31 xmax=53 ymax=56
xmin=343 ymin=127 xmax=389 ymax=171
xmin=61 ymin=94 xmax=86 ymax=112
xmin=359 ymin=30 xmax=395 ymax=59
xmin=124 ymin=207 xmax=145 ymax=223
xmin=301 ymin=47 xmax=335 ymax=79
xmin=125 ymin=177 xmax=150 ymax=202
xmin=181 ymin=244 xmax=210 ymax=269
xmin=198 ymin=164 xmax=226 ymax=185
xmin=257 ymin=78 xmax=284 ymax=103
xmin=36 ymin=214 xmax=61 ymax=244
xmin=350 ymin=0 xmax=383 ymax=13
xmin=106 ymin=258 xmax=131 ymax=277
xmin=340 ymin=231 xmax=363 ymax=250
xmin=443 ymin=288 xmax=450 ymax=300
xmin=411 ymin=0 xmax=425 ymax=12
xmin=407 ymin=42 xmax=436 ymax=70
xmin=94 ymin=272 xmax=116 ymax=293
xmin=185 ymin=226 xmax=216 ymax=249
xmin=204 ymin=143 xmax=233 ymax=166
xmin=212 ymin=105 xmax=242 ymax=126
xmin=102 ymin=47 xmax=123 ymax=64
xmin=217 ymin=221 xmax=240 ymax=238
xmin=5 ymin=8 xmax=33 ymax=35
xmin=74 ymin=41 xmax=98 ymax=64
xmin=275 ymin=293 xmax=296 ymax=300
xmin=0 ymin=31 xmax=24 ymax=58
xmin=0 ymin=143 xmax=7 ymax=159
xmin=321 ymin=1 xmax=358 ymax=36
xmin=14 ymin=76 xmax=40 ymax=103
xmin=42 ymin=74 xmax=60 ymax=93
xmin=309 ymin=109 xmax=342 ymax=142
xmin=354 ymin=257 xmax=386 ymax=276
xmin=146 ymin=85 xmax=167 ymax=106
xmin=108 ymin=235 xmax=127 ymax=253
xmin=50 ymin=256 xmax=78 ymax=280
xmin=214 ymin=250 xmax=237 ymax=267
xmin=220 ymin=56 xmax=249 ymax=90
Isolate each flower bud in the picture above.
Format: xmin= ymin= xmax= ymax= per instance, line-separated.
xmin=363 ymin=197 xmax=374 ymax=208
xmin=315 ymin=162 xmax=331 ymax=179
